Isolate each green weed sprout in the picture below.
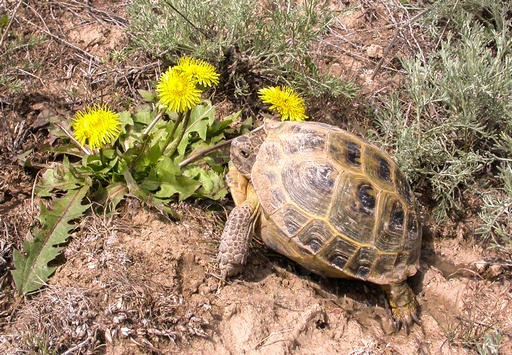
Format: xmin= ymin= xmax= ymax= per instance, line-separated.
xmin=12 ymin=57 xmax=241 ymax=295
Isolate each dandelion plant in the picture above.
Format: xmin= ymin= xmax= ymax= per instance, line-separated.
xmin=12 ymin=57 xmax=241 ymax=294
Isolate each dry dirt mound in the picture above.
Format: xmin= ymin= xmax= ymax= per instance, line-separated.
xmin=3 ymin=206 xmax=511 ymax=354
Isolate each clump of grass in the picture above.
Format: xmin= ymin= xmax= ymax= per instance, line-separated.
xmin=425 ymin=0 xmax=511 ymax=38
xmin=0 ymin=27 xmax=46 ymax=94
xmin=370 ymin=1 xmax=512 ymax=252
xmin=476 ymin=330 xmax=502 ymax=355
xmin=437 ymin=315 xmax=502 ymax=355
xmin=126 ymin=0 xmax=358 ymax=99
xmin=477 ymin=165 xmax=512 ymax=251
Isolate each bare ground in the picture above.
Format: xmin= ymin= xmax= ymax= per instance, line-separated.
xmin=0 ymin=1 xmax=511 ymax=354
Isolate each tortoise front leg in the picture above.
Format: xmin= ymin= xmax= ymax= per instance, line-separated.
xmin=218 ymin=184 xmax=260 ymax=280
xmin=218 ymin=162 xmax=260 ymax=280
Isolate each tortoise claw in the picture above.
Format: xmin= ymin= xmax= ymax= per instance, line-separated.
xmin=391 ymin=304 xmax=417 ymax=334
xmin=411 ymin=310 xmax=422 ymax=325
xmin=393 ymin=319 xmax=401 ymax=333
xmin=394 ymin=319 xmax=408 ymax=334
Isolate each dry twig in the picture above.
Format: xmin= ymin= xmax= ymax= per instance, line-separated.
xmin=0 ymin=0 xmax=22 ymax=47
xmin=371 ymin=8 xmax=429 ymax=80
xmin=17 ymin=12 xmax=101 ymax=64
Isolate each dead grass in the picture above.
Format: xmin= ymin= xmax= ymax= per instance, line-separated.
xmin=1 ymin=208 xmax=216 ymax=353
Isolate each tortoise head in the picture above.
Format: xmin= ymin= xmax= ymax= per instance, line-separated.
xmin=230 ymin=127 xmax=266 ymax=178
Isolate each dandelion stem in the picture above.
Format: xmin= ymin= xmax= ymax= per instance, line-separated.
xmin=161 ymin=112 xmax=183 ymax=156
xmin=178 ymin=125 xmax=265 ymax=168
xmin=165 ymin=110 xmax=191 ymax=158
xmin=55 ymin=123 xmax=91 ymax=155
xmin=143 ymin=108 xmax=165 ymax=135
xmin=99 ymin=147 xmax=105 ymax=167
xmin=130 ymin=108 xmax=166 ymax=172
xmin=179 ymin=138 xmax=233 ymax=168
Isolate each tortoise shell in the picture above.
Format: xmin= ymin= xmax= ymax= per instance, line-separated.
xmin=251 ymin=120 xmax=421 ymax=285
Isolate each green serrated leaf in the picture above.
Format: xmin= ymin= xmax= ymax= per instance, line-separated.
xmin=139 ymin=168 xmax=159 ymax=191
xmin=119 ymin=111 xmax=134 ymax=130
xmin=188 ymin=102 xmax=216 ymax=140
xmin=175 ymin=103 xmax=216 ymax=156
xmin=80 ymin=150 xmax=119 ymax=175
xmin=138 ymin=89 xmax=157 ymax=102
xmin=12 ymin=185 xmax=91 ymax=294
xmin=146 ymin=137 xmax=166 ymax=165
xmin=17 ymin=149 xmax=33 ymax=167
xmin=146 ymin=156 xmax=201 ymax=200
xmin=208 ymin=110 xmax=241 ymax=135
xmin=133 ymin=106 xmax=154 ymax=125
xmin=36 ymin=159 xmax=87 ymax=197
xmin=123 ymin=170 xmax=181 ymax=219
xmin=184 ymin=165 xmax=228 ymax=200
xmin=224 ymin=110 xmax=242 ymax=123
xmin=155 ymin=175 xmax=201 ymax=201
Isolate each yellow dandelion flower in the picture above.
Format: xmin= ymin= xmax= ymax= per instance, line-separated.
xmin=258 ymin=86 xmax=308 ymax=122
xmin=173 ymin=56 xmax=220 ymax=88
xmin=72 ymin=104 xmax=121 ymax=150
xmin=156 ymin=68 xmax=202 ymax=113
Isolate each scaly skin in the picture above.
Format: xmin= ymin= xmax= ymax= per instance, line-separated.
xmin=218 ymin=174 xmax=260 ymax=280
xmin=382 ymin=282 xmax=420 ymax=333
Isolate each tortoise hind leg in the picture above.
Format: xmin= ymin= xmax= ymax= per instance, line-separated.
xmin=217 ymin=184 xmax=260 ymax=280
xmin=381 ymin=281 xmax=420 ymax=332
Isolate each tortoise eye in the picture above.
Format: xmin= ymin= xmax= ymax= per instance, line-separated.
xmin=240 ymin=150 xmax=249 ymax=158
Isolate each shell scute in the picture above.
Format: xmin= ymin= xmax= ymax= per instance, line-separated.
xmin=257 ymin=139 xmax=284 ymax=164
xmin=327 ymin=134 xmax=364 ymax=173
xmin=370 ymin=253 xmax=398 ymax=279
xmin=375 ymin=194 xmax=406 ymax=252
xmin=364 ymin=146 xmax=395 ymax=190
xmin=318 ymin=236 xmax=359 ymax=273
xmin=345 ymin=247 xmax=377 ymax=280
xmin=404 ymin=213 xmax=421 ymax=250
xmin=254 ymin=169 xmax=286 ymax=214
xmin=272 ymin=204 xmax=311 ymax=238
xmin=328 ymin=175 xmax=376 ymax=245
xmin=295 ymin=219 xmax=332 ymax=255
xmin=395 ymin=168 xmax=414 ymax=206
xmin=277 ymin=124 xmax=328 ymax=156
xmin=281 ymin=159 xmax=339 ymax=217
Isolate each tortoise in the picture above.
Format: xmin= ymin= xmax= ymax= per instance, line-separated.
xmin=217 ymin=119 xmax=422 ymax=329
